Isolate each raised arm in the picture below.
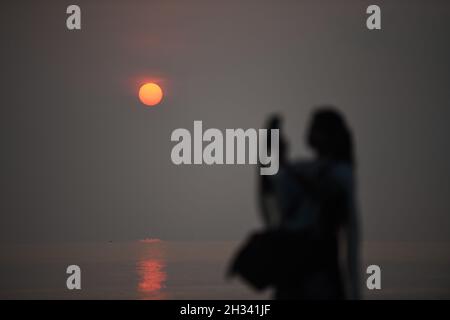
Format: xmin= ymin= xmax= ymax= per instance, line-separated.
xmin=258 ymin=114 xmax=288 ymax=228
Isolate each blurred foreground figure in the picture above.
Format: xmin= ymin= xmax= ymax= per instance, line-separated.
xmin=230 ymin=107 xmax=360 ymax=300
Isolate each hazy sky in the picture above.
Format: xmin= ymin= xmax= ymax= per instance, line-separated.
xmin=1 ymin=0 xmax=449 ymax=243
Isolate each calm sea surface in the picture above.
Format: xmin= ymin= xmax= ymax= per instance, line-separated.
xmin=1 ymin=241 xmax=449 ymax=299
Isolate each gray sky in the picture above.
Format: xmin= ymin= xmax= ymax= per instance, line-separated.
xmin=1 ymin=0 xmax=450 ymax=243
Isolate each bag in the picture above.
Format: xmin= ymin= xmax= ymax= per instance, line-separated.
xmin=228 ymin=229 xmax=319 ymax=290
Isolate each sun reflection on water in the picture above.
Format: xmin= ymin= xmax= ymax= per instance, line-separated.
xmin=137 ymin=240 xmax=168 ymax=300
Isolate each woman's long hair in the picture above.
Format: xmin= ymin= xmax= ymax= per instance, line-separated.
xmin=307 ymin=107 xmax=355 ymax=166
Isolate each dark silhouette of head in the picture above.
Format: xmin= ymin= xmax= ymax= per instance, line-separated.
xmin=307 ymin=107 xmax=354 ymax=165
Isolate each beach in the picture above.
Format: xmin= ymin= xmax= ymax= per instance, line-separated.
xmin=1 ymin=241 xmax=449 ymax=299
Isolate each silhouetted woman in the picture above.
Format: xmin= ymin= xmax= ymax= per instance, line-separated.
xmin=259 ymin=108 xmax=360 ymax=299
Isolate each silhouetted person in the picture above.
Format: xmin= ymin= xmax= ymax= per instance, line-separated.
xmin=230 ymin=107 xmax=360 ymax=300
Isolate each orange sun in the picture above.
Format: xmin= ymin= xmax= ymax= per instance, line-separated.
xmin=139 ymin=83 xmax=163 ymax=106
